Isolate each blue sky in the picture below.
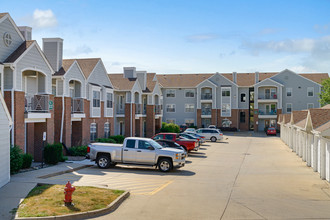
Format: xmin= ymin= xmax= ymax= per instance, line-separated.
xmin=3 ymin=0 xmax=330 ymax=74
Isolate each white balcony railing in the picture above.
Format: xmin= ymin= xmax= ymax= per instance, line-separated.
xmin=201 ymin=94 xmax=212 ymax=100
xmin=71 ymin=98 xmax=84 ymax=113
xmin=25 ymin=94 xmax=49 ymax=113
xmin=155 ymin=105 xmax=162 ymax=115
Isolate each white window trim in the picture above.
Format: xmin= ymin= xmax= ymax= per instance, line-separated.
xmin=240 ymin=92 xmax=246 ymax=103
xmin=184 ymin=89 xmax=195 ymax=98
xmin=92 ymin=90 xmax=101 ymax=108
xmin=286 ymin=88 xmax=292 ymax=97
xmin=307 ymin=87 xmax=314 ymax=97
xmin=185 ymin=118 xmax=195 ymax=124
xmin=184 ymin=103 xmax=195 ymax=113
xmin=166 ymin=104 xmax=176 ymax=113
xmin=166 ymin=118 xmax=176 ymax=124
xmin=221 ymin=87 xmax=231 ymax=117
xmin=286 ymin=103 xmax=292 ymax=113
xmin=307 ymin=103 xmax=314 ymax=109
xmin=166 ymin=89 xmax=176 ymax=98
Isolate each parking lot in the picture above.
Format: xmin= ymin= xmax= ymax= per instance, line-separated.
xmin=48 ymin=133 xmax=330 ymax=219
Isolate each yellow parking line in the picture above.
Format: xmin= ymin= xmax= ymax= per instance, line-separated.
xmin=149 ymin=180 xmax=173 ymax=195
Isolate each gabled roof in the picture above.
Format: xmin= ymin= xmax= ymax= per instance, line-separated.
xmin=108 ymin=74 xmax=137 ymax=91
xmin=4 ymin=41 xmax=34 ymax=63
xmin=75 ymin=58 xmax=100 ymax=79
xmin=157 ymin=74 xmax=213 ymax=88
xmin=222 ymin=72 xmax=277 ymax=86
xmin=145 ymin=73 xmax=157 ymax=93
xmin=291 ymin=111 xmax=308 ymax=129
xmin=283 ymin=114 xmax=291 ymax=124
xmin=0 ymin=13 xmax=9 ymax=19
xmin=54 ymin=59 xmax=75 ymax=76
xmin=300 ymin=73 xmax=329 ymax=84
xmin=321 ymin=104 xmax=330 ymax=109
xmin=309 ymin=108 xmax=330 ymax=132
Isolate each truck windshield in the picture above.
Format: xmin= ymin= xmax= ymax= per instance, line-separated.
xmin=149 ymin=140 xmax=163 ymax=149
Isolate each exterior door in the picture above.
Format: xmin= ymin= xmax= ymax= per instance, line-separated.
xmin=136 ymin=140 xmax=156 ymax=164
xmin=265 ymin=89 xmax=270 ymax=99
xmin=122 ymin=139 xmax=137 ymax=163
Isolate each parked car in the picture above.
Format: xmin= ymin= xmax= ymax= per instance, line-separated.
xmin=155 ymin=139 xmax=187 ymax=157
xmin=185 ymin=128 xmax=196 ymax=133
xmin=179 ymin=124 xmax=188 ymax=132
xmin=266 ymin=127 xmax=277 ymax=136
xmin=152 ymin=133 xmax=199 ymax=152
xmin=179 ymin=133 xmax=201 ymax=146
xmin=208 ymin=125 xmax=217 ymax=129
xmin=87 ymin=137 xmax=185 ymax=172
xmin=196 ymin=128 xmax=223 ymax=142
xmin=184 ymin=132 xmax=206 ymax=143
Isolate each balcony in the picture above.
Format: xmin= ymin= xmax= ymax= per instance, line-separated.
xmin=116 ymin=107 xmax=125 ymax=115
xmin=135 ymin=104 xmax=142 ymax=114
xmin=258 ymin=93 xmax=278 ymax=103
xmin=71 ymin=98 xmax=85 ymax=119
xmin=258 ymin=109 xmax=277 ymax=119
xmin=24 ymin=94 xmax=51 ymax=120
xmin=155 ymin=104 xmax=162 ymax=115
xmin=201 ymin=94 xmax=212 ymax=100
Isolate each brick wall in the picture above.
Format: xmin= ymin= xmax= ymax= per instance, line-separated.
xmin=211 ymin=109 xmax=217 ymax=125
xmin=238 ymin=109 xmax=249 ymax=131
xmin=216 ymin=109 xmax=239 ymax=129
xmin=135 ymin=118 xmax=143 ymax=137
xmin=155 ymin=117 xmax=162 ymax=134
xmin=125 ymin=103 xmax=135 ymax=137
xmin=34 ymin=122 xmax=47 ymax=162
xmin=81 ymin=100 xmax=90 ymax=145
xmin=146 ymin=105 xmax=155 ymax=138
xmin=14 ymin=91 xmax=25 ymax=150
xmin=197 ymin=109 xmax=202 ymax=128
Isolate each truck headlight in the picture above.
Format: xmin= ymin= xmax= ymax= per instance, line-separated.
xmin=175 ymin=153 xmax=179 ymax=159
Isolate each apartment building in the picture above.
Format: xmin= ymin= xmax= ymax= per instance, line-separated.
xmin=158 ymin=70 xmax=328 ymax=132
xmin=109 ymin=67 xmax=163 ymax=138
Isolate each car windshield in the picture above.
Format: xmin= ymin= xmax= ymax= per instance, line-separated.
xmin=149 ymin=140 xmax=163 ymax=149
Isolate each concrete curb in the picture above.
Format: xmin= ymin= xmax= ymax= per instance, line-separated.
xmin=38 ymin=165 xmax=93 ymax=179
xmin=15 ymin=191 xmax=130 ymax=220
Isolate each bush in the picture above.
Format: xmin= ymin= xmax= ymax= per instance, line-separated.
xmin=69 ymin=145 xmax=88 ymax=156
xmin=160 ymin=122 xmax=180 ymax=133
xmin=110 ymin=135 xmax=125 ymax=144
xmin=10 ymin=145 xmax=23 ymax=174
xmin=95 ymin=138 xmax=116 ymax=143
xmin=219 ymin=127 xmax=238 ymax=132
xmin=21 ymin=153 xmax=33 ymax=169
xmin=44 ymin=143 xmax=63 ymax=165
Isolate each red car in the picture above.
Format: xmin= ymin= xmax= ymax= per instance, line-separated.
xmin=152 ymin=133 xmax=198 ymax=152
xmin=266 ymin=127 xmax=277 ymax=136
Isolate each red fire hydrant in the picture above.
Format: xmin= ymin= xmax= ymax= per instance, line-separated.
xmin=64 ymin=181 xmax=75 ymax=206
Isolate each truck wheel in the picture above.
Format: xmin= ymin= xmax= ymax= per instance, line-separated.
xmin=158 ymin=158 xmax=173 ymax=172
xmin=97 ymin=155 xmax=111 ymax=169
xmin=211 ymin=136 xmax=217 ymax=142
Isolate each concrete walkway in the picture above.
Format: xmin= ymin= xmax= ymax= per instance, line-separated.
xmin=0 ymin=160 xmax=93 ymax=220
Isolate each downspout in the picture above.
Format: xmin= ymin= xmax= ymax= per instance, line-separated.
xmin=60 ymin=77 xmax=65 ymax=142
xmin=9 ymin=64 xmax=15 ymax=147
xmin=130 ymin=99 xmax=132 ymax=137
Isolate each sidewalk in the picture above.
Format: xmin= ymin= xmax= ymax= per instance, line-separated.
xmin=0 ymin=160 xmax=94 ymax=220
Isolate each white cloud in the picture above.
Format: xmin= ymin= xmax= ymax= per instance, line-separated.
xmin=32 ymin=9 xmax=58 ymax=28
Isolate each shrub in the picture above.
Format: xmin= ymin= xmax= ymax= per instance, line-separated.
xmin=69 ymin=146 xmax=88 ymax=156
xmin=96 ymin=138 xmax=117 ymax=143
xmin=44 ymin=143 xmax=63 ymax=165
xmin=21 ymin=153 xmax=33 ymax=169
xmin=10 ymin=145 xmax=23 ymax=174
xmin=110 ymin=135 xmax=125 ymax=144
xmin=161 ymin=122 xmax=180 ymax=133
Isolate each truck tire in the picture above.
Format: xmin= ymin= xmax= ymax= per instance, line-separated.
xmin=97 ymin=155 xmax=111 ymax=169
xmin=158 ymin=158 xmax=173 ymax=172
xmin=211 ymin=136 xmax=217 ymax=142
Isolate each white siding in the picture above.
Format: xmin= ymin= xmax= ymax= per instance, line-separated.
xmin=0 ymin=101 xmax=10 ymax=188
xmin=0 ymin=18 xmax=24 ymax=63
xmin=87 ymin=61 xmax=112 ymax=101
xmin=64 ymin=62 xmax=86 ymax=98
xmin=16 ymin=45 xmax=53 ymax=94
xmin=4 ymin=67 xmax=13 ymax=90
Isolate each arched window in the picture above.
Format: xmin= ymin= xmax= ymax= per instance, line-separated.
xmin=104 ymin=122 xmax=110 ymax=138
xmin=90 ymin=123 xmax=97 ymax=141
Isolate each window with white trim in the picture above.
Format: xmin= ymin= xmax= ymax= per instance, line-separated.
xmin=185 ymin=104 xmax=194 ymax=112
xmin=104 ymin=122 xmax=110 ymax=138
xmin=307 ymin=103 xmax=314 ymax=109
xmin=222 ymin=88 xmax=231 ymax=96
xmin=185 ymin=119 xmax=194 ymax=127
xmin=93 ymin=91 xmax=100 ymax=107
xmin=307 ymin=87 xmax=314 ymax=97
xmin=106 ymin=92 xmax=113 ymax=108
xmin=166 ymin=119 xmax=176 ymax=124
xmin=286 ymin=103 xmax=292 ymax=113
xmin=166 ymin=89 xmax=176 ymax=98
xmin=90 ymin=123 xmax=97 ymax=141
xmin=221 ymin=104 xmax=231 ymax=116
xmin=286 ymin=88 xmax=292 ymax=97
xmin=185 ymin=89 xmax=195 ymax=98
xmin=166 ymin=104 xmax=175 ymax=112
xmin=240 ymin=93 xmax=246 ymax=102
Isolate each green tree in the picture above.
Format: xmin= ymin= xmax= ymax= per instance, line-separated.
xmin=319 ymin=78 xmax=330 ymax=106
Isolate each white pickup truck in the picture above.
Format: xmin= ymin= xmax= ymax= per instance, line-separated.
xmin=87 ymin=137 xmax=186 ymax=172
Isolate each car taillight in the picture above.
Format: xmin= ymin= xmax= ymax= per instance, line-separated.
xmin=87 ymin=145 xmax=90 ymax=153
xmin=220 ymin=133 xmax=223 ymax=136
xmin=201 ymin=136 xmax=205 ymax=138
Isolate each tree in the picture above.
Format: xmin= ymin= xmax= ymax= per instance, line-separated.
xmin=319 ymin=78 xmax=330 ymax=106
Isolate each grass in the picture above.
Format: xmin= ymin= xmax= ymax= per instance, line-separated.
xmin=17 ymin=184 xmax=124 ymax=217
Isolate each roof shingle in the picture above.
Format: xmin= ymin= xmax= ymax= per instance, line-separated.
xmin=4 ymin=40 xmax=34 ymax=63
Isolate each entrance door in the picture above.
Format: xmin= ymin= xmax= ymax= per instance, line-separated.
xmin=265 ymin=89 xmax=270 ymax=99
xmin=265 ymin=120 xmax=270 ymax=128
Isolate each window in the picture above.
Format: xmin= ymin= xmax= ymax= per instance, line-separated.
xmin=185 ymin=104 xmax=194 ymax=112
xmin=307 ymin=87 xmax=314 ymax=97
xmin=153 ymin=134 xmax=163 ymax=140
xmin=93 ymin=91 xmax=100 ymax=107
xmin=185 ymin=89 xmax=195 ymax=98
xmin=240 ymin=112 xmax=246 ymax=123
xmin=221 ymin=104 xmax=231 ymax=117
xmin=166 ymin=104 xmax=175 ymax=112
xmin=90 ymin=123 xmax=97 ymax=142
xmin=138 ymin=140 xmax=152 ymax=150
xmin=240 ymin=93 xmax=246 ymax=102
xmin=106 ymin=93 xmax=113 ymax=108
xmin=52 ymin=85 xmax=56 ymax=96
xmin=307 ymin=103 xmax=314 ymax=109
xmin=166 ymin=119 xmax=176 ymax=124
xmin=222 ymin=89 xmax=230 ymax=96
xmin=185 ymin=119 xmax=194 ymax=127
xmin=166 ymin=89 xmax=176 ymax=98
xmin=126 ymin=140 xmax=136 ymax=148
xmin=165 ymin=134 xmax=175 ymax=140
xmin=286 ymin=103 xmax=292 ymax=113
xmin=286 ymin=88 xmax=292 ymax=97
xmin=104 ymin=122 xmax=110 ymax=138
